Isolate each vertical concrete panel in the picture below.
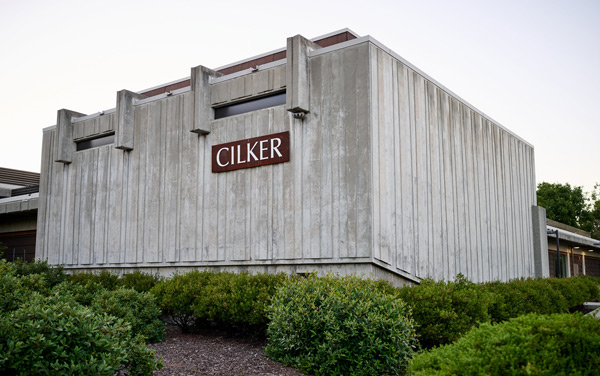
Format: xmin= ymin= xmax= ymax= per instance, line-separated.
xmin=36 ymin=130 xmax=53 ymax=261
xmin=398 ymin=63 xmax=415 ymax=275
xmin=355 ymin=44 xmax=372 ymax=259
xmin=47 ymin=160 xmax=64 ymax=265
xmin=271 ymin=108 xmax=286 ymax=260
xmin=440 ymin=91 xmax=455 ymax=279
xmin=143 ymin=101 xmax=161 ymax=263
xmin=179 ymin=93 xmax=198 ymax=262
xmin=231 ymin=116 xmax=248 ymax=261
xmin=62 ymin=157 xmax=76 ymax=265
xmin=135 ymin=105 xmax=148 ymax=263
xmin=427 ymin=82 xmax=443 ymax=279
xmin=106 ymin=148 xmax=123 ymax=264
xmin=413 ymin=73 xmax=429 ymax=278
xmin=93 ymin=146 xmax=110 ymax=264
xmin=163 ymin=95 xmax=181 ymax=262
xmin=124 ymin=109 xmax=140 ymax=263
xmin=78 ymin=150 xmax=95 ymax=265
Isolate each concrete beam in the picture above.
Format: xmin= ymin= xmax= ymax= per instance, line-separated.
xmin=190 ymin=65 xmax=222 ymax=135
xmin=531 ymin=205 xmax=550 ymax=278
xmin=0 ymin=188 xmax=10 ymax=198
xmin=286 ymin=34 xmax=321 ymax=114
xmin=115 ymin=90 xmax=146 ymax=151
xmin=55 ymin=109 xmax=86 ymax=164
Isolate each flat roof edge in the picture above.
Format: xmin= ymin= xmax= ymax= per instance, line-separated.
xmin=213 ymin=28 xmax=360 ymax=72
xmin=365 ymin=36 xmax=534 ymax=148
xmin=312 ymin=35 xmax=533 ymax=148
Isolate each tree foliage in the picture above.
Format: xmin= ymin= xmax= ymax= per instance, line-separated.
xmin=537 ymin=182 xmax=600 ymax=238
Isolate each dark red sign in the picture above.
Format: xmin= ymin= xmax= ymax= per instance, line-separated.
xmin=212 ymin=131 xmax=290 ymax=173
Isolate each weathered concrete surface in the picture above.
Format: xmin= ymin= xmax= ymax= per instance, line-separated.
xmin=37 ymin=34 xmax=538 ymax=284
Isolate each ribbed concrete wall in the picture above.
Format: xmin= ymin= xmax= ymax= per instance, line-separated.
xmin=37 ymin=36 xmax=537 ymax=283
xmin=368 ymin=43 xmax=536 ymax=282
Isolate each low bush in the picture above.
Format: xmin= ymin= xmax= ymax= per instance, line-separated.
xmin=397 ymin=274 xmax=492 ymax=349
xmin=11 ymin=259 xmax=67 ymax=288
xmin=118 ymin=270 xmax=163 ymax=293
xmin=191 ymin=271 xmax=287 ymax=326
xmin=90 ymin=287 xmax=165 ymax=343
xmin=0 ymin=293 xmax=162 ymax=375
xmin=483 ymin=276 xmax=600 ymax=323
xmin=150 ymin=271 xmax=216 ymax=331
xmin=68 ymin=270 xmax=120 ymax=291
xmin=407 ymin=313 xmax=600 ymax=376
xmin=57 ymin=279 xmax=108 ymax=306
xmin=265 ymin=274 xmax=417 ymax=376
xmin=151 ymin=271 xmax=287 ymax=332
xmin=0 ymin=260 xmax=48 ymax=312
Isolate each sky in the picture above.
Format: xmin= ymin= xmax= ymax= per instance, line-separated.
xmin=0 ymin=0 xmax=598 ymax=194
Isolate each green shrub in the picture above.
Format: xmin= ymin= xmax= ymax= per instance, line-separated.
xmin=68 ymin=270 xmax=120 ymax=290
xmin=0 ymin=260 xmax=48 ymax=312
xmin=90 ymin=287 xmax=165 ymax=343
xmin=151 ymin=270 xmax=287 ymax=332
xmin=12 ymin=259 xmax=67 ymax=288
xmin=150 ymin=271 xmax=215 ymax=331
xmin=483 ymin=276 xmax=600 ymax=323
xmin=0 ymin=293 xmax=162 ymax=375
xmin=117 ymin=270 xmax=163 ymax=293
xmin=191 ymin=271 xmax=287 ymax=326
xmin=408 ymin=313 xmax=600 ymax=376
xmin=397 ymin=274 xmax=492 ymax=349
xmin=57 ymin=279 xmax=108 ymax=306
xmin=265 ymin=274 xmax=417 ymax=376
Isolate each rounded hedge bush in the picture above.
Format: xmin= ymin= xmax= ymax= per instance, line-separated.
xmin=397 ymin=274 xmax=492 ymax=349
xmin=265 ymin=274 xmax=417 ymax=376
xmin=408 ymin=313 xmax=600 ymax=376
xmin=117 ymin=271 xmax=163 ymax=293
xmin=483 ymin=276 xmax=600 ymax=323
xmin=0 ymin=293 xmax=162 ymax=375
xmin=90 ymin=287 xmax=165 ymax=343
xmin=150 ymin=271 xmax=287 ymax=332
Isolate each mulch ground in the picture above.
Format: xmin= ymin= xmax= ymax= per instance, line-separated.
xmin=148 ymin=325 xmax=308 ymax=376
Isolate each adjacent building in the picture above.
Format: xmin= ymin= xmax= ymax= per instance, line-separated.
xmin=36 ymin=29 xmax=554 ymax=285
xmin=0 ymin=167 xmax=40 ymax=262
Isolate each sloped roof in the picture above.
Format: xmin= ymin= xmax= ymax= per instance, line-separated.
xmin=0 ymin=167 xmax=40 ymax=187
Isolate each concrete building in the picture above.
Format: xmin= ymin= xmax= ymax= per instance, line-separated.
xmin=36 ymin=29 xmax=547 ymax=285
xmin=0 ymin=167 xmax=40 ymax=261
xmin=545 ymin=220 xmax=600 ymax=278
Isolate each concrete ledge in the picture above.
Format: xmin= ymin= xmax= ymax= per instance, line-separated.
xmin=0 ymin=194 xmax=39 ymax=214
xmin=58 ymin=261 xmax=416 ymax=287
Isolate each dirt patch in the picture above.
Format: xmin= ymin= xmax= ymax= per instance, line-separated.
xmin=148 ymin=325 xmax=307 ymax=376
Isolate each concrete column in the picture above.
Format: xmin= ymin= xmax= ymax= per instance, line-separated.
xmin=286 ymin=34 xmax=321 ymax=114
xmin=115 ymin=90 xmax=146 ymax=151
xmin=531 ymin=205 xmax=550 ymax=278
xmin=55 ymin=109 xmax=86 ymax=164
xmin=190 ymin=65 xmax=221 ymax=135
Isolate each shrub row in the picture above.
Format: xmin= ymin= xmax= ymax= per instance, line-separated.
xmin=68 ymin=269 xmax=163 ymax=293
xmin=0 ymin=260 xmax=163 ymax=375
xmin=408 ymin=313 xmax=600 ymax=376
xmin=150 ymin=270 xmax=287 ymax=332
xmin=397 ymin=274 xmax=600 ymax=349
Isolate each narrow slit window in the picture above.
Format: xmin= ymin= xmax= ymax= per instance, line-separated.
xmin=76 ymin=133 xmax=115 ymax=151
xmin=214 ymin=92 xmax=286 ymax=119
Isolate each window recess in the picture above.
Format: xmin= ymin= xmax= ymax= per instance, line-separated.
xmin=76 ymin=133 xmax=115 ymax=151
xmin=214 ymin=92 xmax=286 ymax=119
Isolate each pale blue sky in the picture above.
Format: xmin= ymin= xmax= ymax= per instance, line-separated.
xmin=1 ymin=0 xmax=598 ymax=193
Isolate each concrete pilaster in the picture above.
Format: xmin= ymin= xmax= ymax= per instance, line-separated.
xmin=55 ymin=109 xmax=86 ymax=164
xmin=115 ymin=90 xmax=146 ymax=151
xmin=532 ymin=205 xmax=550 ymax=278
xmin=190 ymin=65 xmax=221 ymax=134
xmin=286 ymin=35 xmax=321 ymax=114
